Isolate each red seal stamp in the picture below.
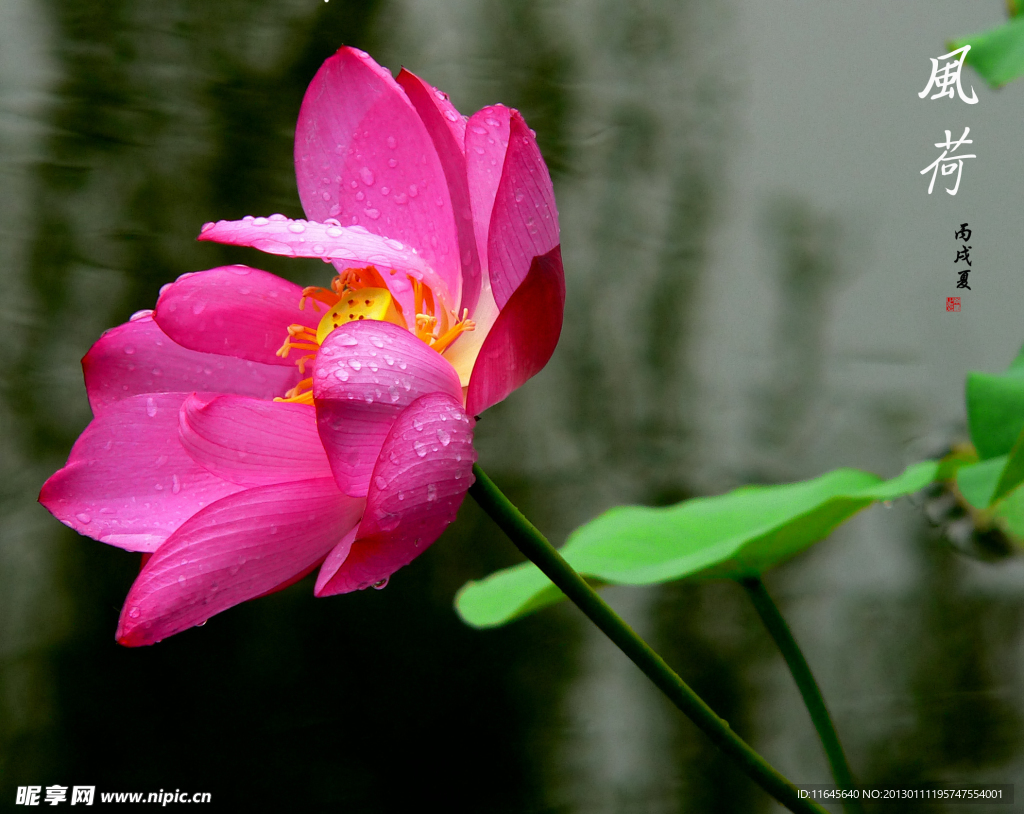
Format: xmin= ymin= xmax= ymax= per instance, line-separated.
xmin=946 ymin=296 xmax=961 ymax=312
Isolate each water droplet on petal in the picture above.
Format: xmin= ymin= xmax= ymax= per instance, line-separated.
xmin=444 ymin=109 xmax=459 ymax=122
xmin=437 ymin=429 xmax=451 ymax=446
xmin=387 ymin=136 xmax=397 ymax=149
xmin=378 ymin=512 xmax=400 ymax=532
xmin=177 ymin=575 xmax=186 ymax=585
xmin=124 ymin=346 xmax=135 ymax=355
xmin=370 ymin=336 xmax=385 ymax=348
xmin=335 ymin=368 xmax=349 ymax=381
xmin=364 ymin=208 xmax=381 ymax=220
xmin=374 ymin=476 xmax=388 ymax=491
xmin=287 ymin=221 xmax=306 ymax=234
xmin=408 ymin=184 xmax=418 ymax=198
xmin=348 ymin=359 xmax=362 ymax=371
xmin=129 ymin=606 xmax=141 ymax=619
xmin=372 ymin=577 xmax=389 ymax=590
xmin=515 ymin=189 xmax=525 ymax=203
xmin=412 ymin=418 xmax=423 ymax=431
xmin=76 ymin=512 xmax=92 ymax=524
xmin=146 ymin=398 xmax=157 ymax=417
xmin=360 ymin=167 xmax=375 ymax=186
xmin=427 ymin=483 xmax=438 ymax=501
xmin=172 ymin=474 xmax=181 ymax=494
xmin=414 ymin=441 xmax=428 ymax=458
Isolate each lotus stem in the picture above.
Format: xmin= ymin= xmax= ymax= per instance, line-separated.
xmin=469 ymin=464 xmax=829 ymax=814
xmin=739 ymin=576 xmax=862 ymax=814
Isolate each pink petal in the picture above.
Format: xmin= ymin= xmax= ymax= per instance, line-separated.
xmin=197 ymin=216 xmax=453 ymax=321
xmin=255 ymin=560 xmax=323 ymax=599
xmin=313 ymin=526 xmax=358 ymax=595
xmin=396 ymin=68 xmax=482 ymax=317
xmin=466 ymin=245 xmax=564 ymax=416
xmin=487 ymin=111 xmax=560 ymax=309
xmin=293 ymin=46 xmax=462 ymax=310
xmin=38 ymin=393 xmax=244 ymax=552
xmin=465 ymin=105 xmax=512 ymax=298
xmin=178 ymin=394 xmax=332 ymax=486
xmin=434 ymin=106 xmax=512 ymax=381
xmin=154 ymin=265 xmax=318 ymax=366
xmin=312 ymin=321 xmax=463 ymax=497
xmin=315 ymin=392 xmax=475 ymax=596
xmin=395 ymin=69 xmax=467 ymax=157
xmin=116 ymin=478 xmax=363 ymax=646
xmin=83 ymin=312 xmax=298 ymax=414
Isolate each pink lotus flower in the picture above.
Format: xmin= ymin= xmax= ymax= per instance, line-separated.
xmin=39 ymin=47 xmax=563 ymax=646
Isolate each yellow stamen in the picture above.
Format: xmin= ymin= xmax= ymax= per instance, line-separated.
xmin=412 ymin=277 xmax=424 ymax=318
xmin=430 ymin=309 xmax=476 ymax=353
xmin=274 ymin=377 xmax=315 ymax=405
xmin=274 ymin=390 xmax=314 ymax=405
xmin=414 ymin=313 xmax=437 ymax=344
xmin=300 ymin=287 xmax=340 ymax=312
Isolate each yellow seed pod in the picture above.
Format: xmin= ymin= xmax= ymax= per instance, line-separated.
xmin=315 ymin=287 xmax=405 ymax=345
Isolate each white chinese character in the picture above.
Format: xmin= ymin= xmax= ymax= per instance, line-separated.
xmin=69 ymin=787 xmax=95 ymax=806
xmin=921 ymin=127 xmax=975 ymax=195
xmin=919 ymin=46 xmax=978 ymax=103
xmin=44 ymin=786 xmax=67 ymax=806
xmin=16 ymin=786 xmax=41 ymax=806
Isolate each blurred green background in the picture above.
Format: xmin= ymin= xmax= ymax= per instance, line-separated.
xmin=2 ymin=0 xmax=1023 ymax=810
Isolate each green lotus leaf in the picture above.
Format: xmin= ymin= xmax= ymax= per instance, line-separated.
xmin=457 ymin=461 xmax=940 ymax=628
xmin=951 ymin=17 xmax=1024 ymax=88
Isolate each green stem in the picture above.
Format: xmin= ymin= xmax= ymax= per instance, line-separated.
xmin=469 ymin=464 xmax=827 ymax=814
xmin=739 ymin=577 xmax=863 ymax=814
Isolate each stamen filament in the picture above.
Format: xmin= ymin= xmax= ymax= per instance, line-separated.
xmin=431 ymin=310 xmax=476 ymax=353
xmin=274 ymin=391 xmax=314 ymax=405
xmin=300 ymin=287 xmax=340 ymax=312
